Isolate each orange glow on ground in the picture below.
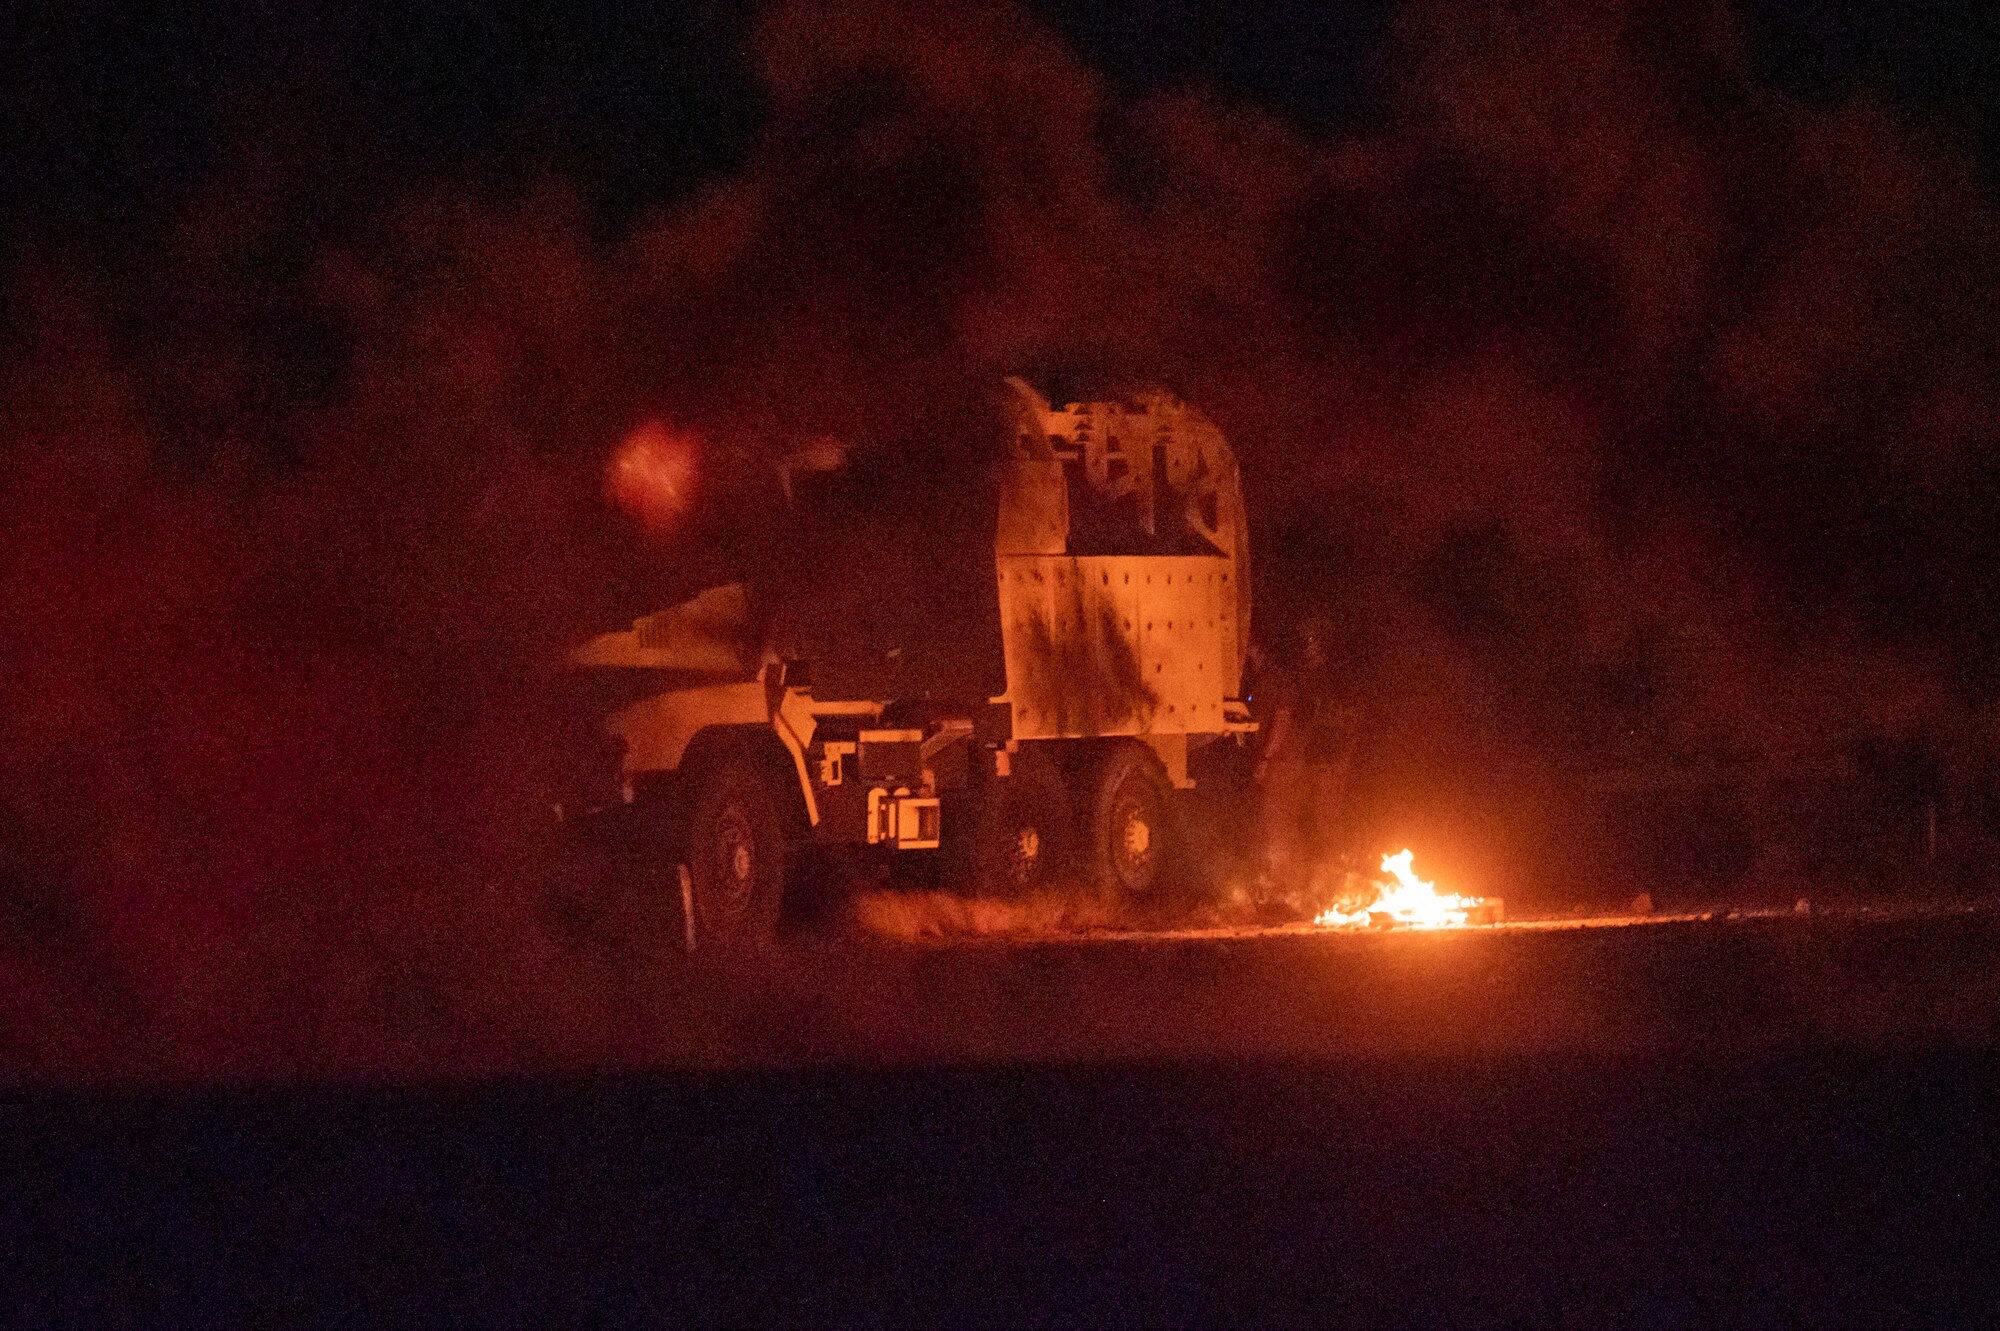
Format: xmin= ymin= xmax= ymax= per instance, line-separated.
xmin=607 ymin=420 xmax=698 ymax=531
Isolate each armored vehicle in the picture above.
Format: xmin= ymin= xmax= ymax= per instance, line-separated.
xmin=572 ymin=379 xmax=1255 ymax=942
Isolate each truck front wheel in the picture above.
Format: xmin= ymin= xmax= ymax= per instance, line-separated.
xmin=684 ymin=756 xmax=788 ymax=946
xmin=1081 ymin=742 xmax=1175 ymax=900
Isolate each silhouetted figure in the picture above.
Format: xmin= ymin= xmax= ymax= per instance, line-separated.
xmin=1249 ymin=617 xmax=1362 ymax=900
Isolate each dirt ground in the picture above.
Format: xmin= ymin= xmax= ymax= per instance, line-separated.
xmin=534 ymin=902 xmax=2000 ymax=1074
xmin=9 ymin=904 xmax=1997 ymax=1326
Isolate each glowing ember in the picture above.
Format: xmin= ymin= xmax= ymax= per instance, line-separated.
xmin=1314 ymin=849 xmax=1488 ymax=929
xmin=607 ymin=420 xmax=698 ymax=530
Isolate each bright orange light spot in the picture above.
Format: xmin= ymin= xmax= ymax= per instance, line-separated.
xmin=1315 ymin=849 xmax=1488 ymax=929
xmin=607 ymin=420 xmax=698 ymax=531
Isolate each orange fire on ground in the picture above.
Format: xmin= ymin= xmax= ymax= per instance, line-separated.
xmin=607 ymin=419 xmax=698 ymax=531
xmin=1314 ymin=850 xmax=1493 ymax=929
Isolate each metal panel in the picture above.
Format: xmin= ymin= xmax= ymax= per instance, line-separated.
xmin=998 ymin=554 xmax=1240 ymax=741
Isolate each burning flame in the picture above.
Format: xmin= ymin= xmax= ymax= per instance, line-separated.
xmin=607 ymin=419 xmax=698 ymax=530
xmin=1314 ymin=850 xmax=1488 ymax=929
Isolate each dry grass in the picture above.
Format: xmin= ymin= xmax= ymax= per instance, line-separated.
xmin=846 ymin=885 xmax=1128 ymax=942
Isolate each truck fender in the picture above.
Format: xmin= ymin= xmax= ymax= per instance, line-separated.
xmin=677 ymin=725 xmax=812 ymax=838
xmin=769 ymin=686 xmax=821 ymax=826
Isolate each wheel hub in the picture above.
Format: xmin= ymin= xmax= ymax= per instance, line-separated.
xmin=1010 ymin=825 xmax=1042 ymax=885
xmin=1016 ymin=825 xmax=1042 ymax=863
xmin=713 ymin=807 xmax=756 ymax=914
xmin=1121 ymin=812 xmax=1151 ymax=860
xmin=1112 ymin=790 xmax=1157 ymax=888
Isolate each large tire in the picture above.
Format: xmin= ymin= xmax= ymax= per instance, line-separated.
xmin=988 ymin=747 xmax=1072 ymax=891
xmin=683 ymin=755 xmax=789 ymax=947
xmin=954 ymin=747 xmax=1073 ymax=895
xmin=1080 ymin=742 xmax=1175 ymax=900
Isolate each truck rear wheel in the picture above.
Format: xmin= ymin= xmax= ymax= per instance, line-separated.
xmin=684 ymin=756 xmax=788 ymax=947
xmin=1081 ymin=742 xmax=1174 ymax=900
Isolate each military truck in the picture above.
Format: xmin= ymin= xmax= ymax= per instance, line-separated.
xmin=571 ymin=379 xmax=1256 ymax=943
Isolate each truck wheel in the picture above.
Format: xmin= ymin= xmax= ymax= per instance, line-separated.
xmin=684 ymin=756 xmax=788 ymax=947
xmin=975 ymin=748 xmax=1072 ymax=895
xmin=944 ymin=749 xmax=1071 ymax=895
xmin=1082 ymin=743 xmax=1174 ymax=899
